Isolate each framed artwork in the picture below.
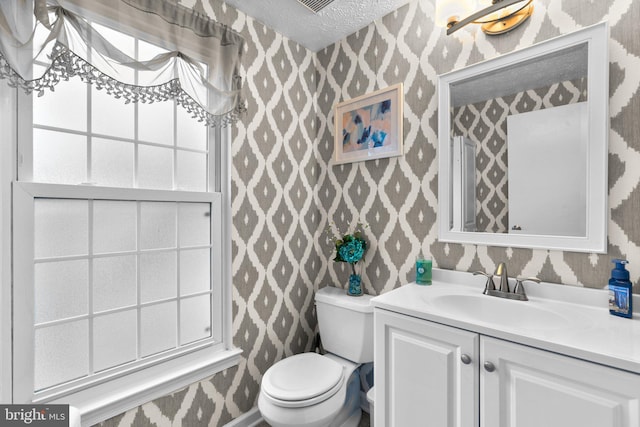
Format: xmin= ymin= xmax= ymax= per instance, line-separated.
xmin=334 ymin=83 xmax=403 ymax=165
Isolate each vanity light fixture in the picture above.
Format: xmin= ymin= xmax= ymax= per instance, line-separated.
xmin=435 ymin=0 xmax=534 ymax=36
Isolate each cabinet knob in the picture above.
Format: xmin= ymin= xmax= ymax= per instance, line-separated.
xmin=461 ymin=354 xmax=472 ymax=365
xmin=484 ymin=361 xmax=496 ymax=372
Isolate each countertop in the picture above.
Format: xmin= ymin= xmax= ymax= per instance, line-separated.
xmin=371 ymin=269 xmax=640 ymax=375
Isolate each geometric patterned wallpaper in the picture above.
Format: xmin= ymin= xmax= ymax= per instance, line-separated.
xmin=452 ymin=78 xmax=587 ymax=233
xmin=98 ymin=0 xmax=319 ymax=425
xmin=98 ymin=0 xmax=640 ymax=426
xmin=315 ymin=0 xmax=640 ymax=296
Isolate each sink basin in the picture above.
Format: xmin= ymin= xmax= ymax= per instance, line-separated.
xmin=429 ymin=293 xmax=579 ymax=330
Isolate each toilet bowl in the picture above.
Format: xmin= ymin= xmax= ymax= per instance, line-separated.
xmin=258 ymin=287 xmax=374 ymax=427
xmin=258 ymin=353 xmax=361 ymax=427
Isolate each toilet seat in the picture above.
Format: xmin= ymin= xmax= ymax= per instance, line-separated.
xmin=261 ymin=353 xmax=344 ymax=408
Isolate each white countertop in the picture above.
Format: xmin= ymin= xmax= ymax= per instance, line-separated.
xmin=371 ymin=268 xmax=640 ymax=375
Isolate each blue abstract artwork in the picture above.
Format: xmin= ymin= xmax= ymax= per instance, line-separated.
xmin=342 ymin=98 xmax=392 ymax=153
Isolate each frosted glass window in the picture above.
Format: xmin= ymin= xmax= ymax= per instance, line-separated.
xmin=33 ymin=129 xmax=87 ymax=185
xmin=93 ymin=201 xmax=137 ymax=254
xmin=35 ymin=199 xmax=88 ymax=258
xmin=35 ymin=260 xmax=88 ymax=324
xmin=138 ymin=145 xmax=174 ymax=190
xmin=177 ymin=107 xmax=207 ymax=151
xmin=180 ymin=295 xmax=211 ymax=345
xmin=140 ymin=202 xmax=177 ymax=250
xmin=93 ymin=310 xmax=137 ymax=372
xmin=180 ymin=249 xmax=211 ymax=296
xmin=141 ymin=302 xmax=177 ymax=357
xmin=93 ymin=256 xmax=137 ymax=312
xmin=177 ymin=151 xmax=207 ymax=192
xmin=179 ymin=202 xmax=210 ymax=248
xmin=92 ymin=89 xmax=135 ymax=139
xmin=33 ymin=68 xmax=87 ymax=132
xmin=140 ymin=252 xmax=177 ymax=303
xmin=34 ymin=320 xmax=89 ymax=391
xmin=92 ymin=138 xmax=134 ymax=188
xmin=139 ymin=101 xmax=174 ymax=146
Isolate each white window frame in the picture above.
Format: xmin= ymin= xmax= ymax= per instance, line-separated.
xmin=0 ymin=5 xmax=239 ymax=425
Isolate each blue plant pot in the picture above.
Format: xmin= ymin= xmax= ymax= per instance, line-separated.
xmin=348 ymin=273 xmax=363 ymax=296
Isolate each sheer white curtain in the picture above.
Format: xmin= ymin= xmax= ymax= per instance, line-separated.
xmin=0 ymin=0 xmax=246 ymax=127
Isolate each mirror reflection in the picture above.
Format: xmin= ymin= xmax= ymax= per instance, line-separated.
xmin=437 ymin=23 xmax=608 ymax=253
xmin=449 ymin=43 xmax=588 ymax=237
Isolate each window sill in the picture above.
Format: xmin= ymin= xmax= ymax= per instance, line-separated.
xmin=48 ymin=346 xmax=242 ymax=426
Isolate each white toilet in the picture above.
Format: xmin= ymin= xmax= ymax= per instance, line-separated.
xmin=258 ymin=286 xmax=374 ymax=427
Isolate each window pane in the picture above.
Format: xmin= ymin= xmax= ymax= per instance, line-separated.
xmin=92 ymin=89 xmax=135 ymax=139
xmin=141 ymin=302 xmax=177 ymax=357
xmin=35 ymin=260 xmax=88 ymax=324
xmin=92 ymin=138 xmax=134 ymax=188
xmin=180 ymin=295 xmax=211 ymax=345
xmin=178 ymin=202 xmax=210 ymax=248
xmin=34 ymin=320 xmax=89 ymax=391
xmin=140 ymin=202 xmax=176 ymax=250
xmin=139 ymin=101 xmax=173 ymax=146
xmin=93 ymin=310 xmax=137 ymax=372
xmin=33 ymin=69 xmax=87 ymax=132
xmin=33 ymin=129 xmax=87 ymax=185
xmin=177 ymin=151 xmax=207 ymax=192
xmin=180 ymin=249 xmax=210 ymax=296
xmin=93 ymin=255 xmax=137 ymax=312
xmin=140 ymin=251 xmax=176 ymax=303
xmin=93 ymin=200 xmax=137 ymax=254
xmin=177 ymin=107 xmax=207 ymax=151
xmin=138 ymin=145 xmax=173 ymax=190
xmin=35 ymin=199 xmax=88 ymax=258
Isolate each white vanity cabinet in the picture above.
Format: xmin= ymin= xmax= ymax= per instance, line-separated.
xmin=374 ymin=309 xmax=479 ymax=426
xmin=375 ymin=308 xmax=640 ymax=427
xmin=481 ymin=336 xmax=640 ymax=427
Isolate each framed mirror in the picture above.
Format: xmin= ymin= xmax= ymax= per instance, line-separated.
xmin=437 ymin=22 xmax=609 ymax=253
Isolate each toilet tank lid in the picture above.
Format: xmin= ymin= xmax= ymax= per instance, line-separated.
xmin=315 ymin=286 xmax=374 ymax=313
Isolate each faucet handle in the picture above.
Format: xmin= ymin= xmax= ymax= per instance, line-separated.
xmin=514 ymin=277 xmax=541 ymax=298
xmin=473 ymin=271 xmax=495 ymax=294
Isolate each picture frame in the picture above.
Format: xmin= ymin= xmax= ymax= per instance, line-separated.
xmin=333 ymin=83 xmax=404 ymax=165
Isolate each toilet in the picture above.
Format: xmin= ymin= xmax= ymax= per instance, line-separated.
xmin=258 ymin=286 xmax=374 ymax=427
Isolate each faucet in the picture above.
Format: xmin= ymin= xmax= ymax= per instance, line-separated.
xmin=474 ymin=262 xmax=540 ymax=301
xmin=494 ymin=262 xmax=510 ymax=293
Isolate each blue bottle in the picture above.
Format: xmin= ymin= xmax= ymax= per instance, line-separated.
xmin=608 ymin=259 xmax=633 ymax=319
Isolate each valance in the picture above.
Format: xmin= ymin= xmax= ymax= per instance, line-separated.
xmin=0 ymin=0 xmax=246 ymax=127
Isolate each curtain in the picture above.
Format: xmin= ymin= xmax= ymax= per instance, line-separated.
xmin=0 ymin=0 xmax=246 ymax=127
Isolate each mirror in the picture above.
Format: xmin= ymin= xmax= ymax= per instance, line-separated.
xmin=437 ymin=22 xmax=609 ymax=253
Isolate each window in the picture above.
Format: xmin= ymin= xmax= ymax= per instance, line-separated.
xmin=4 ymin=7 xmax=238 ymax=424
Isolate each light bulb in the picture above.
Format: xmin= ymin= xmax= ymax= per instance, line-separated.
xmin=435 ymin=0 xmax=476 ymax=28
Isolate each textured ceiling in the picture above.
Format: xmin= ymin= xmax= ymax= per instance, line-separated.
xmin=222 ymin=0 xmax=413 ymax=52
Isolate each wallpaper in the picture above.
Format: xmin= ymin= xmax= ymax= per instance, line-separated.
xmin=97 ymin=0 xmax=320 ymax=425
xmin=97 ymin=0 xmax=640 ymax=426
xmin=451 ymin=78 xmax=588 ymax=233
xmin=315 ymin=0 xmax=640 ymax=295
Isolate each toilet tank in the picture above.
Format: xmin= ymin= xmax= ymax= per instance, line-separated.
xmin=315 ymin=286 xmax=374 ymax=363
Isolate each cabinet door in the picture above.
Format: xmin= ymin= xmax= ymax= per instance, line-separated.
xmin=375 ymin=309 xmax=479 ymax=427
xmin=481 ymin=336 xmax=640 ymax=427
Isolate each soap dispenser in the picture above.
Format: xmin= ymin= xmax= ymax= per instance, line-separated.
xmin=609 ymin=259 xmax=633 ymax=319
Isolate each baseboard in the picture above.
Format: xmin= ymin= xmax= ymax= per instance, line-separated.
xmin=224 ymin=407 xmax=263 ymax=427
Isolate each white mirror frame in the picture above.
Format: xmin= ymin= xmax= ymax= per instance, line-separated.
xmin=437 ymin=22 xmax=609 ymax=253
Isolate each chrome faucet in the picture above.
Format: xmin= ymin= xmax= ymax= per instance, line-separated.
xmin=474 ymin=262 xmax=540 ymax=301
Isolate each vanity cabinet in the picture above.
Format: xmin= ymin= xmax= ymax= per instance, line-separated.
xmin=375 ymin=308 xmax=640 ymax=427
xmin=374 ymin=309 xmax=479 ymax=426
